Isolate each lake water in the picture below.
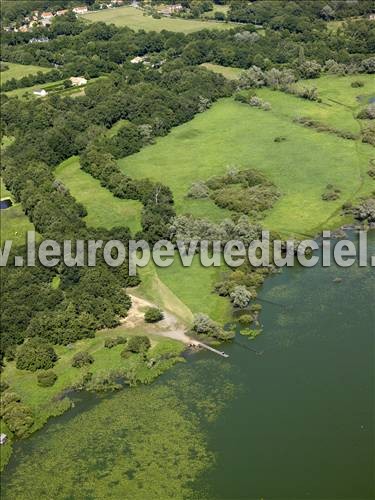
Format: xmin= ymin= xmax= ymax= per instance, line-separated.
xmin=0 ymin=198 xmax=12 ymax=210
xmin=2 ymin=231 xmax=374 ymax=499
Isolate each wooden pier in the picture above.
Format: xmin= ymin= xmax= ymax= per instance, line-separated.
xmin=189 ymin=341 xmax=229 ymax=358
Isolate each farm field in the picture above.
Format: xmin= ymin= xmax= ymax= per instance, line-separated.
xmin=0 ymin=62 xmax=49 ymax=84
xmin=120 ymin=75 xmax=374 ymax=238
xmin=81 ymin=5 xmax=235 ymax=33
xmin=55 ymin=157 xmax=143 ymax=235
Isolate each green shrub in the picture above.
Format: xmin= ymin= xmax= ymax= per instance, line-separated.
xmin=351 ymin=80 xmax=364 ymax=88
xmin=123 ymin=335 xmax=151 ymax=354
xmin=16 ymin=339 xmax=58 ymax=372
xmin=104 ymin=336 xmax=127 ymax=348
xmin=72 ymin=351 xmax=94 ymax=368
xmin=0 ymin=392 xmax=34 ymax=438
xmin=37 ymin=370 xmax=58 ymax=387
xmin=238 ymin=314 xmax=253 ymax=326
xmin=5 ymin=345 xmax=16 ymax=361
xmin=144 ymin=307 xmax=164 ymax=323
xmin=191 ymin=313 xmax=234 ymax=341
xmin=250 ymin=303 xmax=263 ymax=313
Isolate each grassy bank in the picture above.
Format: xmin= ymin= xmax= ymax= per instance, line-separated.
xmin=1 ymin=326 xmax=185 ymax=470
xmin=81 ymin=6 xmax=235 ymax=33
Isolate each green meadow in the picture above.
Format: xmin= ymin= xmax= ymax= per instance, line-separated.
xmin=55 ymin=157 xmax=142 ymax=235
xmin=0 ymin=62 xmax=49 ymax=84
xmin=81 ymin=5 xmax=235 ymax=33
xmin=120 ymin=76 xmax=374 ymax=238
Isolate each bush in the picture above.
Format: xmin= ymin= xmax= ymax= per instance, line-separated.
xmin=230 ymin=285 xmax=253 ymax=308
xmin=16 ymin=339 xmax=58 ymax=372
xmin=357 ymin=104 xmax=375 ymax=120
xmin=342 ymin=201 xmax=353 ymax=210
xmin=274 ymin=136 xmax=287 ymax=142
xmin=250 ymin=303 xmax=263 ymax=313
xmin=361 ymin=124 xmax=375 ymax=145
xmin=144 ymin=307 xmax=164 ymax=323
xmin=2 ymin=403 xmax=34 ymax=438
xmin=351 ymin=80 xmax=364 ymax=88
xmin=37 ymin=370 xmax=58 ymax=387
xmin=322 ymin=191 xmax=340 ymax=201
xmin=0 ymin=392 xmax=34 ymax=438
xmin=191 ymin=313 xmax=234 ymax=341
xmin=104 ymin=336 xmax=127 ymax=348
xmin=123 ymin=335 xmax=151 ymax=354
xmin=5 ymin=345 xmax=16 ymax=361
xmin=238 ymin=314 xmax=253 ymax=326
xmin=72 ymin=351 xmax=94 ymax=368
xmin=368 ymin=167 xmax=375 ymax=179
xmin=187 ymin=181 xmax=209 ymax=199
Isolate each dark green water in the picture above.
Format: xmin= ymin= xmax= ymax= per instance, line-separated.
xmin=2 ymin=231 xmax=374 ymax=499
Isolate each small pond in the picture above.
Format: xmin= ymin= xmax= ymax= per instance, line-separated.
xmin=0 ymin=198 xmax=13 ymax=210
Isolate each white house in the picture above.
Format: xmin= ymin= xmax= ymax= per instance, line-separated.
xmin=369 ymin=13 xmax=375 ymax=20
xmin=130 ymin=56 xmax=146 ymax=64
xmin=69 ymin=76 xmax=88 ymax=86
xmin=0 ymin=434 xmax=7 ymax=445
xmin=33 ymin=89 xmax=48 ymax=97
xmin=41 ymin=11 xmax=54 ymax=19
xmin=73 ymin=6 xmax=88 ymax=14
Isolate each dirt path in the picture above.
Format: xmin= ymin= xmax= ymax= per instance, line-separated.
xmin=121 ymin=294 xmax=193 ymax=344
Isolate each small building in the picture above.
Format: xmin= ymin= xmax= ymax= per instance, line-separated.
xmin=158 ymin=4 xmax=183 ymax=16
xmin=29 ymin=37 xmax=49 ymax=43
xmin=41 ymin=11 xmax=54 ymax=19
xmin=130 ymin=55 xmax=146 ymax=64
xmin=19 ymin=25 xmax=29 ymax=32
xmin=73 ymin=6 xmax=88 ymax=14
xmin=111 ymin=0 xmax=124 ymax=5
xmin=69 ymin=76 xmax=88 ymax=86
xmin=33 ymin=89 xmax=48 ymax=97
xmin=0 ymin=434 xmax=7 ymax=445
xmin=56 ymin=9 xmax=69 ymax=16
xmin=41 ymin=17 xmax=53 ymax=26
xmin=369 ymin=13 xmax=375 ymax=20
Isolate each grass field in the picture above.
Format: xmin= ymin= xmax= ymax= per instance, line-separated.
xmin=202 ymin=4 xmax=230 ymax=19
xmin=81 ymin=5 xmax=235 ymax=33
xmin=119 ymin=75 xmax=374 ymax=238
xmin=201 ymin=63 xmax=242 ymax=80
xmin=55 ymin=157 xmax=142 ymax=234
xmin=137 ymin=258 xmax=230 ymax=324
xmin=1 ymin=178 xmax=36 ymax=247
xmin=0 ymin=62 xmax=49 ymax=85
